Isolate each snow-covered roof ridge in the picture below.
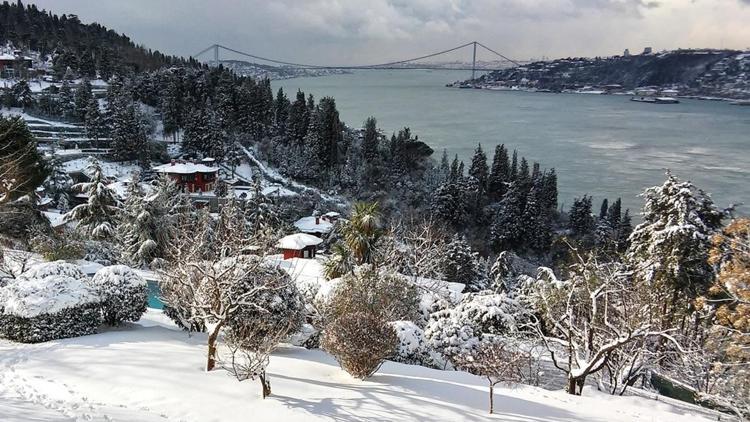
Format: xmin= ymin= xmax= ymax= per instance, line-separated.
xmin=1 ymin=261 xmax=100 ymax=318
xmin=277 ymin=233 xmax=324 ymax=250
xmin=294 ymin=216 xmax=334 ymax=234
xmin=153 ymin=162 xmax=219 ymax=175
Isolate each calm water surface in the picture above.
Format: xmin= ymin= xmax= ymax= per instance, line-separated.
xmin=274 ymin=70 xmax=750 ymax=215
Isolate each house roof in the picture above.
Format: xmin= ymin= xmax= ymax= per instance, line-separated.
xmin=152 ymin=162 xmax=219 ymax=175
xmin=276 ymin=233 xmax=324 ymax=250
xmin=294 ymin=216 xmax=333 ymax=234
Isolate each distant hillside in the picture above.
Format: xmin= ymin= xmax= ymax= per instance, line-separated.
xmin=0 ymin=1 xmax=195 ymax=77
xmin=473 ymin=49 xmax=750 ymax=99
xmin=220 ymin=60 xmax=348 ymax=80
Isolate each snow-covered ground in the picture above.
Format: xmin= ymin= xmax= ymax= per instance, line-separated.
xmin=0 ymin=310 xmax=721 ymax=422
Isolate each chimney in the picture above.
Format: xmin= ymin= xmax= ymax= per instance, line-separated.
xmin=170 ymin=159 xmax=176 ymax=166
xmin=315 ymin=216 xmax=320 ymax=225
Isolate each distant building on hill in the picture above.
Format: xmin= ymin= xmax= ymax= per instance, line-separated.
xmin=623 ymin=49 xmax=631 ymax=57
xmin=0 ymin=52 xmax=32 ymax=78
xmin=643 ymin=47 xmax=653 ymax=55
xmin=153 ymin=159 xmax=219 ymax=193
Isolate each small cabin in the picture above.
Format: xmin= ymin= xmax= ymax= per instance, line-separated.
xmin=153 ymin=159 xmax=219 ymax=193
xmin=294 ymin=215 xmax=334 ymax=238
xmin=277 ymin=233 xmax=324 ymax=260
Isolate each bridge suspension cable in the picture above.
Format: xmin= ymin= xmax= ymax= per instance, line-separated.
xmin=194 ymin=41 xmax=521 ymax=71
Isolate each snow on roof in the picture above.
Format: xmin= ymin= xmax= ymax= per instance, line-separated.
xmin=276 ymin=233 xmax=324 ymax=250
xmin=0 ymin=53 xmax=15 ymax=60
xmin=42 ymin=211 xmax=67 ymax=228
xmin=294 ymin=216 xmax=333 ymax=234
xmin=323 ymin=212 xmax=340 ymax=218
xmin=153 ymin=162 xmax=219 ymax=175
xmin=1 ymin=261 xmax=99 ymax=318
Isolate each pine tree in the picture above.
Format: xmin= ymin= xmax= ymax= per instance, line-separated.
xmin=160 ymin=77 xmax=182 ymax=141
xmin=626 ymin=172 xmax=724 ymax=328
xmin=441 ymin=235 xmax=483 ymax=291
xmin=0 ymin=116 xmax=47 ymax=204
xmin=11 ymin=79 xmax=33 ymax=109
xmin=468 ymin=143 xmax=489 ymax=200
xmin=84 ymin=98 xmax=105 ymax=147
xmin=439 ymin=149 xmax=450 ymax=181
xmin=58 ymin=80 xmax=75 ymax=119
xmin=542 ymin=168 xmax=558 ymax=213
xmin=490 ymin=182 xmax=524 ymax=251
xmin=568 ymin=195 xmax=594 ymax=240
xmin=273 ymin=87 xmax=290 ymax=135
xmin=617 ymin=209 xmax=633 ymax=252
xmin=431 ymin=181 xmax=463 ymax=227
xmin=522 ymin=177 xmax=552 ymax=252
xmin=488 ymin=144 xmax=509 ymax=201
xmin=78 ymin=48 xmax=96 ymax=78
xmin=287 ymin=89 xmax=309 ymax=144
xmin=65 ymin=158 xmax=119 ymax=240
xmin=510 ymin=150 xmax=518 ymax=181
xmin=111 ymin=100 xmax=150 ymax=165
xmin=599 ymin=198 xmax=609 ymax=220
xmin=74 ymin=78 xmax=93 ymax=121
xmin=449 ymin=155 xmax=460 ymax=182
xmin=317 ymin=97 xmax=343 ymax=172
xmin=42 ymin=151 xmax=73 ymax=211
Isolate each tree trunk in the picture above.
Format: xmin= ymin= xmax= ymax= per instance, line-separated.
xmin=260 ymin=372 xmax=271 ymax=399
xmin=206 ymin=327 xmax=221 ymax=372
xmin=488 ymin=383 xmax=494 ymax=414
xmin=567 ymin=376 xmax=584 ymax=395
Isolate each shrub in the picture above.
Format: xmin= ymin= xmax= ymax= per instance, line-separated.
xmin=0 ymin=263 xmax=101 ymax=343
xmin=323 ymin=265 xmax=420 ymax=324
xmin=321 ymin=311 xmax=398 ymax=379
xmin=389 ymin=320 xmax=446 ymax=368
xmin=90 ymin=265 xmax=148 ymax=326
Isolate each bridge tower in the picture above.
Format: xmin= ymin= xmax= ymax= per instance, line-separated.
xmin=471 ymin=41 xmax=477 ymax=81
xmin=213 ymin=44 xmax=219 ymax=67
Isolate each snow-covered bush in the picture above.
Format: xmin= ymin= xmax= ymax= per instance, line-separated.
xmin=424 ymin=291 xmax=527 ymax=362
xmin=321 ymin=311 xmax=398 ymax=379
xmin=89 ymin=265 xmax=147 ymax=326
xmin=390 ymin=320 xmax=446 ymax=368
xmin=0 ymin=262 xmax=101 ymax=343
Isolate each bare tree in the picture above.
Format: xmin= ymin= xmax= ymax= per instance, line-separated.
xmin=453 ymin=340 xmax=531 ymax=414
xmin=160 ymin=201 xmax=293 ymax=371
xmin=526 ymin=250 xmax=685 ymax=395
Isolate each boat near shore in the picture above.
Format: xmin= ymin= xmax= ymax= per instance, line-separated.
xmin=729 ymin=99 xmax=750 ymax=106
xmin=630 ymin=96 xmax=680 ymax=104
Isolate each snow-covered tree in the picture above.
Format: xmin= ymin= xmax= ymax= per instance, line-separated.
xmin=526 ymin=255 xmax=684 ymax=395
xmin=489 ymin=182 xmax=524 ymax=251
xmin=89 ymin=265 xmax=147 ymax=326
xmin=424 ymin=291 xmax=526 ymax=364
xmin=43 ymin=151 xmax=73 ymax=211
xmin=440 ymin=235 xmax=485 ymax=292
xmin=222 ymin=258 xmax=304 ymax=398
xmin=65 ymin=158 xmax=119 ymax=240
xmin=627 ymin=172 xmax=724 ymax=330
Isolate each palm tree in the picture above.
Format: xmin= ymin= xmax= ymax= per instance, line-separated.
xmin=341 ymin=202 xmax=383 ymax=265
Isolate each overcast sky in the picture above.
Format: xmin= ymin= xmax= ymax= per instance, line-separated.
xmin=31 ymin=0 xmax=750 ymax=65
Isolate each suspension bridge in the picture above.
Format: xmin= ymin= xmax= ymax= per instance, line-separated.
xmin=194 ymin=41 xmax=525 ymax=80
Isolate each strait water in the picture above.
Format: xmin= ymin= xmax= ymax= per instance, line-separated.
xmin=274 ymin=70 xmax=750 ymax=215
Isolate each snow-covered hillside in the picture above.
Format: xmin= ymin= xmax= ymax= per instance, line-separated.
xmin=0 ymin=310 xmax=720 ymax=422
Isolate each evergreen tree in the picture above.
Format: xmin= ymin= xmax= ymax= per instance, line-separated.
xmin=510 ymin=150 xmax=518 ymax=181
xmin=273 ymin=87 xmax=290 ymax=135
xmin=11 ymin=79 xmax=32 ymax=109
xmin=522 ymin=177 xmax=553 ymax=252
xmin=361 ymin=117 xmax=380 ymax=186
xmin=599 ymin=198 xmax=609 ymax=220
xmin=84 ymin=98 xmax=105 ymax=146
xmin=568 ymin=195 xmax=595 ymax=240
xmin=317 ymin=97 xmax=343 ymax=172
xmin=440 ymin=235 xmax=484 ymax=292
xmin=468 ymin=143 xmax=489 ymax=200
xmin=487 ymin=144 xmax=509 ymax=201
xmin=160 ymin=77 xmax=182 ymax=141
xmin=439 ymin=149 xmax=450 ymax=181
xmin=0 ymin=116 xmax=47 ymax=204
xmin=64 ymin=158 xmax=119 ymax=240
xmin=287 ymin=89 xmax=309 ymax=143
xmin=58 ymin=80 xmax=74 ymax=119
xmin=617 ymin=209 xmax=633 ymax=252
xmin=74 ymin=78 xmax=93 ymax=121
xmin=489 ymin=182 xmax=524 ymax=251
xmin=627 ymin=172 xmax=724 ymax=328
xmin=42 ymin=151 xmax=73 ymax=211
xmin=431 ymin=181 xmax=463 ymax=227
xmin=78 ymin=48 xmax=96 ymax=78
xmin=542 ymin=168 xmax=558 ymax=213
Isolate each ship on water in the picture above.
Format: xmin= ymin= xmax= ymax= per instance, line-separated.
xmin=630 ymin=88 xmax=680 ymax=104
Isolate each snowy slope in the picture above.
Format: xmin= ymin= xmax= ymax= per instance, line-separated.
xmin=0 ymin=310 xmax=721 ymax=422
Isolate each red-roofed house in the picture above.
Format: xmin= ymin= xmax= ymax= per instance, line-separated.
xmin=153 ymin=160 xmax=219 ymax=193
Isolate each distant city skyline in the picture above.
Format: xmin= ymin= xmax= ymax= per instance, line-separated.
xmin=30 ymin=0 xmax=750 ymax=65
